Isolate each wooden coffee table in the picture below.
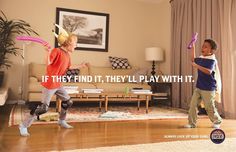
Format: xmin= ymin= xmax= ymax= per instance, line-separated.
xmin=56 ymin=92 xmax=155 ymax=113
xmin=102 ymin=92 xmax=151 ymax=113
xmin=56 ymin=92 xmax=105 ymax=112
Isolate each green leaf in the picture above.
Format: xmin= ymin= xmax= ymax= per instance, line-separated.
xmin=0 ymin=11 xmax=38 ymax=69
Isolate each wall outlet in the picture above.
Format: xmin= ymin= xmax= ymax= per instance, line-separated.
xmin=18 ymin=86 xmax=22 ymax=95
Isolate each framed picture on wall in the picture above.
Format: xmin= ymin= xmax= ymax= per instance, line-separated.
xmin=55 ymin=7 xmax=109 ymax=52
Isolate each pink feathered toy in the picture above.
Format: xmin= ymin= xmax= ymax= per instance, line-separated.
xmin=16 ymin=36 xmax=51 ymax=50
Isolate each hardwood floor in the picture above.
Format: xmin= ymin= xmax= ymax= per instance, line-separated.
xmin=0 ymin=105 xmax=236 ymax=152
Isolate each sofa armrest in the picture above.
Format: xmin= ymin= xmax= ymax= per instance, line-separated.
xmin=29 ymin=77 xmax=38 ymax=83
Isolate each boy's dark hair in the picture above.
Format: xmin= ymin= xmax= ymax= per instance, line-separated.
xmin=204 ymin=39 xmax=217 ymax=50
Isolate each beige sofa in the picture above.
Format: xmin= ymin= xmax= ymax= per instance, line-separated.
xmin=28 ymin=63 xmax=151 ymax=102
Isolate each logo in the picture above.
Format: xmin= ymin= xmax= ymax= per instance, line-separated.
xmin=210 ymin=129 xmax=225 ymax=144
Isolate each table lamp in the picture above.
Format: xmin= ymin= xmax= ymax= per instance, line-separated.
xmin=145 ymin=47 xmax=164 ymax=77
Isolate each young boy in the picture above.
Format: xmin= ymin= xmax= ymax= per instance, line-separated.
xmin=19 ymin=33 xmax=87 ymax=136
xmin=185 ymin=39 xmax=222 ymax=128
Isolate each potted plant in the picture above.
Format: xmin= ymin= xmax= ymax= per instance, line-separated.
xmin=0 ymin=11 xmax=38 ymax=86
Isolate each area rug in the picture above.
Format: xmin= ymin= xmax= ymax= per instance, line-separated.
xmin=51 ymin=138 xmax=236 ymax=152
xmin=9 ymin=104 xmax=189 ymax=127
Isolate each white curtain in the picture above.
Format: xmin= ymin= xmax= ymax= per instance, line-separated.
xmin=170 ymin=0 xmax=236 ymax=118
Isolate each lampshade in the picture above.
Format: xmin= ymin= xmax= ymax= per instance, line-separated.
xmin=145 ymin=47 xmax=164 ymax=61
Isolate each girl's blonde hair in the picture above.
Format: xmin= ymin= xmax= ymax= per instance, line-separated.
xmin=61 ymin=34 xmax=78 ymax=47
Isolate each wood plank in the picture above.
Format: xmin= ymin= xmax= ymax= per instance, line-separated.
xmin=1 ymin=105 xmax=236 ymax=151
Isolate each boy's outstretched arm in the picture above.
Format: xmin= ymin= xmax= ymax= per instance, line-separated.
xmin=192 ymin=62 xmax=212 ymax=75
xmin=69 ymin=62 xmax=90 ymax=69
xmin=191 ymin=44 xmax=196 ymax=62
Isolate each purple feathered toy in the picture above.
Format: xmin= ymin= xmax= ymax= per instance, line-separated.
xmin=187 ymin=32 xmax=198 ymax=49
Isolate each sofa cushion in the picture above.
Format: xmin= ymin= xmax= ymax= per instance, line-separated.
xmin=29 ymin=63 xmax=46 ymax=81
xmin=128 ymin=68 xmax=149 ymax=84
xmin=95 ymin=83 xmax=151 ymax=92
xmin=29 ymin=77 xmax=38 ymax=83
xmin=29 ymin=82 xmax=97 ymax=92
xmin=28 ymin=93 xmax=56 ymax=102
xmin=89 ymin=66 xmax=138 ymax=83
xmin=78 ymin=66 xmax=89 ymax=75
xmin=108 ymin=56 xmax=131 ymax=69
xmin=29 ymin=63 xmax=90 ymax=82
xmin=29 ymin=82 xmax=43 ymax=93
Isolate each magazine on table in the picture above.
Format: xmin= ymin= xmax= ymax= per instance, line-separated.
xmin=64 ymin=86 xmax=79 ymax=94
xmin=82 ymin=88 xmax=104 ymax=93
xmin=131 ymin=88 xmax=152 ymax=94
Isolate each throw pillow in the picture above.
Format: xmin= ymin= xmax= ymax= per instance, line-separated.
xmin=64 ymin=69 xmax=80 ymax=82
xmin=128 ymin=68 xmax=149 ymax=84
xmin=108 ymin=56 xmax=131 ymax=69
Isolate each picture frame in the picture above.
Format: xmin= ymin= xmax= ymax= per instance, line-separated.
xmin=55 ymin=7 xmax=109 ymax=52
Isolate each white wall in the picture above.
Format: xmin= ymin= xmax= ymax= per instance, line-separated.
xmin=0 ymin=0 xmax=171 ymax=100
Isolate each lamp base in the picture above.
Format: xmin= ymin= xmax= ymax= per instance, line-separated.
xmin=150 ymin=60 xmax=156 ymax=82
xmin=150 ymin=61 xmax=164 ymax=82
xmin=151 ymin=60 xmax=156 ymax=76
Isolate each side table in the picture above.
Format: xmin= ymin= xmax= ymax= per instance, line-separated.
xmin=148 ymin=82 xmax=172 ymax=107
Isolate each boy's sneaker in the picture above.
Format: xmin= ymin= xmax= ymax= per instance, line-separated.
xmin=184 ymin=124 xmax=196 ymax=128
xmin=19 ymin=124 xmax=30 ymax=136
xmin=212 ymin=123 xmax=221 ymax=129
xmin=58 ymin=120 xmax=73 ymax=129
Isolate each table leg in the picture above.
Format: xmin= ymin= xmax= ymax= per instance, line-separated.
xmin=99 ymin=95 xmax=102 ymax=112
xmin=56 ymin=97 xmax=62 ymax=113
xmin=137 ymin=95 xmax=140 ymax=110
xmin=138 ymin=101 xmax=140 ymax=110
xmin=146 ymin=95 xmax=149 ymax=113
xmin=105 ymin=95 xmax=108 ymax=112
xmin=56 ymin=98 xmax=58 ymax=112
